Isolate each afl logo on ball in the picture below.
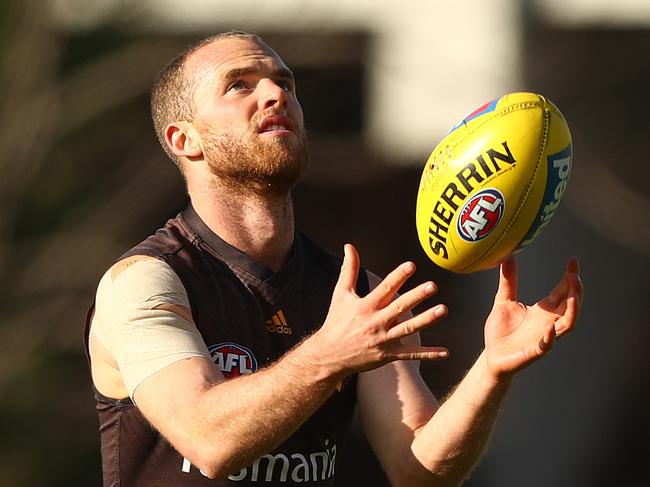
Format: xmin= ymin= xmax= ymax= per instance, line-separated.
xmin=208 ymin=342 xmax=258 ymax=379
xmin=457 ymin=189 xmax=505 ymax=242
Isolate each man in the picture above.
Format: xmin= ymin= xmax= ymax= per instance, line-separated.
xmin=85 ymin=31 xmax=583 ymax=486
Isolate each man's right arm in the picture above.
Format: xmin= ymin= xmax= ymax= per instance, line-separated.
xmin=134 ymin=336 xmax=340 ymax=478
xmin=94 ymin=245 xmax=448 ymax=479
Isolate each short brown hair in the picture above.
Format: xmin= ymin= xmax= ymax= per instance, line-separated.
xmin=150 ymin=31 xmax=264 ymax=172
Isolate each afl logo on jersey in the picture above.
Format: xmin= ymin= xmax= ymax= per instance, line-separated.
xmin=209 ymin=342 xmax=258 ymax=379
xmin=457 ymin=188 xmax=505 ymax=242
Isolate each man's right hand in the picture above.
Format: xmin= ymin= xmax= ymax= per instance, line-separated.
xmin=311 ymin=243 xmax=450 ymax=377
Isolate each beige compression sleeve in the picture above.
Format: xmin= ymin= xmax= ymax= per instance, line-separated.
xmin=92 ymin=258 xmax=210 ymax=398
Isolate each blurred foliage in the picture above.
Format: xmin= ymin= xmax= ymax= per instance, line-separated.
xmin=0 ymin=2 xmax=187 ymax=485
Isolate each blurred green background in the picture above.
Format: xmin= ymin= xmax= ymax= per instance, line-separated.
xmin=0 ymin=1 xmax=648 ymax=485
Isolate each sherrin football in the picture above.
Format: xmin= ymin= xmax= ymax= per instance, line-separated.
xmin=415 ymin=92 xmax=572 ymax=273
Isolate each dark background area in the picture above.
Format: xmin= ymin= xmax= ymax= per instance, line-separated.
xmin=0 ymin=1 xmax=648 ymax=485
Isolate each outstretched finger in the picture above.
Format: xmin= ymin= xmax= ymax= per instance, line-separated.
xmin=365 ymin=261 xmax=417 ymax=309
xmin=545 ymin=258 xmax=580 ymax=309
xmin=385 ymin=304 xmax=447 ymax=341
xmin=390 ymin=345 xmax=450 ymax=362
xmin=536 ymin=322 xmax=557 ymax=355
xmin=554 ymin=273 xmax=582 ymax=337
xmin=567 ymin=256 xmax=580 ymax=275
xmin=334 ymin=243 xmax=361 ymax=295
xmin=567 ymin=257 xmax=584 ymax=308
xmin=381 ymin=281 xmax=439 ymax=324
xmin=494 ymin=255 xmax=517 ymax=303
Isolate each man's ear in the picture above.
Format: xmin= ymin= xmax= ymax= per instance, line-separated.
xmin=164 ymin=122 xmax=203 ymax=159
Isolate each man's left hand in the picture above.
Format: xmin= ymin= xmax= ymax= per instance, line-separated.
xmin=483 ymin=257 xmax=584 ymax=381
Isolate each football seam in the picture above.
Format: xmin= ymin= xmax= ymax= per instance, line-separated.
xmin=442 ymin=100 xmax=544 ymax=269
xmin=459 ymin=102 xmax=551 ymax=272
xmin=448 ymin=100 xmax=543 ymax=152
xmin=422 ymin=101 xmax=543 ymax=190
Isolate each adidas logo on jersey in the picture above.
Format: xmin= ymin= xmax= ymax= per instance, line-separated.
xmin=266 ymin=309 xmax=293 ymax=335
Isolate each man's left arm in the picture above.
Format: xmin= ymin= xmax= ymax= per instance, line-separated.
xmin=358 ymin=257 xmax=583 ymax=487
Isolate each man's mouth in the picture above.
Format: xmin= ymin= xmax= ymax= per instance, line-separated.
xmin=263 ymin=124 xmax=289 ymax=132
xmin=258 ymin=115 xmax=295 ymax=134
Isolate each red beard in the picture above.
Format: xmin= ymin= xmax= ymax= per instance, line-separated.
xmin=201 ymin=118 xmax=309 ymax=196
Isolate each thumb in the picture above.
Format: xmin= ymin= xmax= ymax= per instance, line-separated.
xmin=494 ymin=255 xmax=518 ymax=303
xmin=334 ymin=243 xmax=360 ymax=295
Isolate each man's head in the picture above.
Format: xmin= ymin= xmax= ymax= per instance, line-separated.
xmin=151 ymin=31 xmax=308 ymax=195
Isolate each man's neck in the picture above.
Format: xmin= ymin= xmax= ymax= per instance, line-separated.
xmin=189 ymin=181 xmax=295 ymax=273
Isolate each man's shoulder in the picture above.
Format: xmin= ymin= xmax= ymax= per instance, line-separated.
xmin=121 ymin=212 xmax=192 ymax=262
xmin=99 ymin=256 xmax=187 ymax=307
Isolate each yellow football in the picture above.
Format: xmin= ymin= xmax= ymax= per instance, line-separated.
xmin=415 ymin=92 xmax=572 ymax=273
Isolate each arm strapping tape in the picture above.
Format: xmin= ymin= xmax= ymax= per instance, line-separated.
xmin=92 ymin=258 xmax=210 ymax=398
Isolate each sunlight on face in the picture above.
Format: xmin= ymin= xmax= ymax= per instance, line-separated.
xmin=186 ymin=37 xmax=308 ymax=195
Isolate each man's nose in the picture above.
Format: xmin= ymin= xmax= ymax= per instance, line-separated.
xmin=257 ymin=78 xmax=288 ymax=111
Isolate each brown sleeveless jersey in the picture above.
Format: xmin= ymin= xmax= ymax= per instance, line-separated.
xmin=84 ymin=205 xmax=367 ymax=486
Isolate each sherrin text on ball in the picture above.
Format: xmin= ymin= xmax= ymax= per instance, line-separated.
xmin=415 ymin=92 xmax=572 ymax=273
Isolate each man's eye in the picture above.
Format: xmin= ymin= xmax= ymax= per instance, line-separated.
xmin=276 ymin=80 xmax=293 ymax=92
xmin=228 ymin=80 xmax=248 ymax=91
